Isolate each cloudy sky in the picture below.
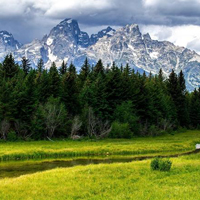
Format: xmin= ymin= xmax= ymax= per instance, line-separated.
xmin=1 ymin=0 xmax=200 ymax=52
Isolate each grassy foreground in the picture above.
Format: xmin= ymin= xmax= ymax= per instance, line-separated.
xmin=0 ymin=130 xmax=200 ymax=161
xmin=0 ymin=153 xmax=200 ymax=199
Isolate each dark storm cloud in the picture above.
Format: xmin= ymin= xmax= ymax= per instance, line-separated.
xmin=145 ymin=0 xmax=200 ymax=17
xmin=1 ymin=0 xmax=200 ymax=43
xmin=142 ymin=0 xmax=200 ymax=25
xmin=62 ymin=0 xmax=200 ymax=27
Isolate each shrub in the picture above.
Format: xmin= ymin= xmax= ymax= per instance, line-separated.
xmin=197 ymin=124 xmax=200 ymax=130
xmin=151 ymin=157 xmax=172 ymax=171
xmin=177 ymin=127 xmax=187 ymax=133
xmin=158 ymin=159 xmax=172 ymax=171
xmin=148 ymin=125 xmax=159 ymax=136
xmin=113 ymin=101 xmax=139 ymax=134
xmin=7 ymin=130 xmax=17 ymax=141
xmin=109 ymin=121 xmax=133 ymax=138
xmin=150 ymin=157 xmax=160 ymax=170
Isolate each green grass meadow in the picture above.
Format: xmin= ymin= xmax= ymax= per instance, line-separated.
xmin=0 ymin=130 xmax=200 ymax=199
xmin=0 ymin=130 xmax=199 ymax=161
xmin=0 ymin=154 xmax=200 ymax=199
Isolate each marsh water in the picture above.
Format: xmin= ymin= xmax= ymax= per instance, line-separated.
xmin=0 ymin=157 xmax=136 ymax=179
xmin=0 ymin=149 xmax=199 ymax=179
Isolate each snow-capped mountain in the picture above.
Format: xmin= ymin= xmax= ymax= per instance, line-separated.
xmin=13 ymin=19 xmax=116 ymax=68
xmin=42 ymin=18 xmax=91 ymax=67
xmin=0 ymin=31 xmax=21 ymax=61
xmin=90 ymin=26 xmax=116 ymax=45
xmin=83 ymin=24 xmax=200 ymax=90
xmin=1 ymin=18 xmax=200 ymax=90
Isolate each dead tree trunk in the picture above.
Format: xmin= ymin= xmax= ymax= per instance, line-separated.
xmin=0 ymin=120 xmax=10 ymax=140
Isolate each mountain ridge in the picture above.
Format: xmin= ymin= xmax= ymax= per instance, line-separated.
xmin=0 ymin=18 xmax=200 ymax=90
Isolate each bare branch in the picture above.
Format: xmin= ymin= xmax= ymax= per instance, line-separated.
xmin=15 ymin=120 xmax=32 ymax=140
xmin=42 ymin=100 xmax=66 ymax=138
xmin=87 ymin=107 xmax=112 ymax=139
xmin=71 ymin=116 xmax=82 ymax=138
xmin=0 ymin=119 xmax=10 ymax=140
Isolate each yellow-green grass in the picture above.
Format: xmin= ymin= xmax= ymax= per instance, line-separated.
xmin=0 ymin=130 xmax=200 ymax=161
xmin=0 ymin=153 xmax=200 ymax=199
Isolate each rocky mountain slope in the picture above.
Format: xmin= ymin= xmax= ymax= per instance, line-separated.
xmin=83 ymin=24 xmax=200 ymax=90
xmin=1 ymin=18 xmax=200 ymax=90
xmin=0 ymin=31 xmax=21 ymax=61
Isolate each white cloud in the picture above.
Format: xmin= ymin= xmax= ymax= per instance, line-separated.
xmin=143 ymin=0 xmax=160 ymax=7
xmin=0 ymin=0 xmax=50 ymax=17
xmin=44 ymin=0 xmax=114 ymax=18
xmin=0 ymin=0 xmax=113 ymax=17
xmin=0 ymin=0 xmax=28 ymax=16
xmin=140 ymin=25 xmax=200 ymax=53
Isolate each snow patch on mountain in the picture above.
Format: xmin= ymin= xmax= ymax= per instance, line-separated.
xmin=48 ymin=48 xmax=57 ymax=62
xmin=149 ymin=52 xmax=159 ymax=59
xmin=47 ymin=38 xmax=54 ymax=46
xmin=189 ymin=55 xmax=200 ymax=63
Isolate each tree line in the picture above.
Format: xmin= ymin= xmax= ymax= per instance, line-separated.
xmin=0 ymin=54 xmax=199 ymax=140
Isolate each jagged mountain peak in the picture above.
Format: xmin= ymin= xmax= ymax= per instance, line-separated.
xmin=125 ymin=23 xmax=139 ymax=28
xmin=43 ymin=18 xmax=91 ymax=49
xmin=123 ymin=24 xmax=139 ymax=31
xmin=120 ymin=24 xmax=141 ymax=37
xmin=101 ymin=26 xmax=115 ymax=33
xmin=0 ymin=30 xmax=13 ymax=36
xmin=0 ymin=30 xmax=21 ymax=47
xmin=143 ymin=33 xmax=151 ymax=41
xmin=60 ymin=18 xmax=77 ymax=24
xmin=46 ymin=18 xmax=80 ymax=39
xmin=100 ymin=26 xmax=115 ymax=36
xmin=0 ymin=30 xmax=22 ymax=61
xmin=2 ymin=19 xmax=200 ymax=91
xmin=90 ymin=26 xmax=116 ymax=45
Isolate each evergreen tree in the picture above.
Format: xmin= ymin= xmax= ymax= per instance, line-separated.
xmin=177 ymin=70 xmax=189 ymax=126
xmin=37 ymin=58 xmax=44 ymax=73
xmin=79 ymin=58 xmax=90 ymax=85
xmin=94 ymin=59 xmax=104 ymax=76
xmin=167 ymin=70 xmax=189 ymax=126
xmin=134 ymin=73 xmax=148 ymax=123
xmin=61 ymin=63 xmax=79 ymax=115
xmin=189 ymin=89 xmax=200 ymax=127
xmin=68 ymin=62 xmax=76 ymax=74
xmin=36 ymin=69 xmax=50 ymax=103
xmin=21 ymin=57 xmax=31 ymax=75
xmin=178 ymin=70 xmax=186 ymax=93
xmin=145 ymin=77 xmax=162 ymax=124
xmin=59 ymin=60 xmax=67 ymax=75
xmin=158 ymin=68 xmax=164 ymax=82
xmin=92 ymin=73 xmax=108 ymax=119
xmin=1 ymin=54 xmax=19 ymax=79
xmin=167 ymin=69 xmax=178 ymax=100
xmin=79 ymin=78 xmax=96 ymax=109
xmin=105 ymin=65 xmax=123 ymax=119
xmin=0 ymin=78 xmax=14 ymax=120
xmin=123 ymin=63 xmax=131 ymax=76
xmin=121 ymin=63 xmax=132 ymax=101
xmin=35 ymin=58 xmax=45 ymax=84
xmin=167 ymin=70 xmax=178 ymax=124
xmin=113 ymin=101 xmax=139 ymax=134
xmin=49 ymin=62 xmax=60 ymax=98
xmin=13 ymin=70 xmax=38 ymax=124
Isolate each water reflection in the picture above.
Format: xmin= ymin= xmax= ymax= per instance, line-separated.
xmin=0 ymin=149 xmax=199 ymax=179
xmin=0 ymin=157 xmax=134 ymax=179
